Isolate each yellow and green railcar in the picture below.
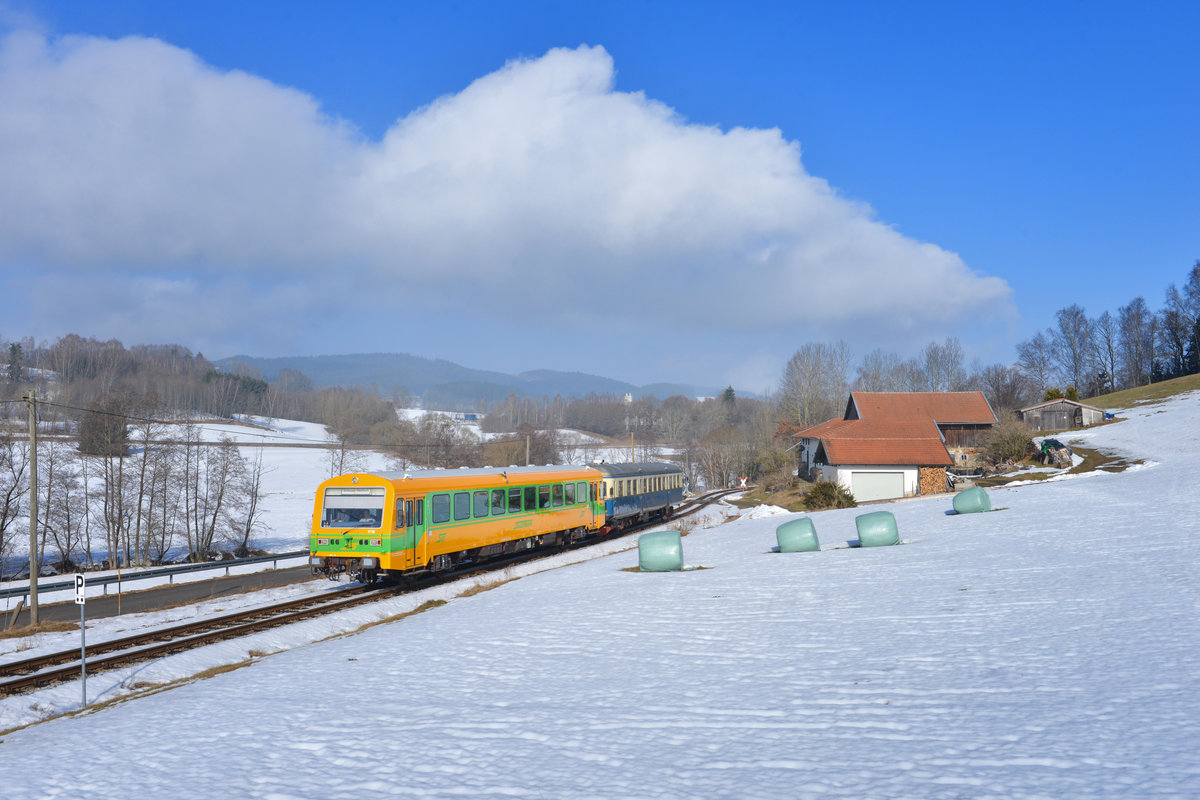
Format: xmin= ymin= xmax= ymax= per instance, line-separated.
xmin=310 ymin=465 xmax=603 ymax=582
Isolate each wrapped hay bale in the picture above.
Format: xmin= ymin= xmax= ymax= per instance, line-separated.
xmin=855 ymin=510 xmax=899 ymax=547
xmin=638 ymin=530 xmax=683 ymax=571
xmin=952 ymin=486 xmax=992 ymax=514
xmin=776 ymin=518 xmax=820 ymax=552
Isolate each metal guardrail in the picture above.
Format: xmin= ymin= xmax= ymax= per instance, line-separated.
xmin=0 ymin=550 xmax=309 ymax=601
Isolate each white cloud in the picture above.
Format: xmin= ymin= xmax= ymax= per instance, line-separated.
xmin=0 ymin=30 xmax=1012 ymax=383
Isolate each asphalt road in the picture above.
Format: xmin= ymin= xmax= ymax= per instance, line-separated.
xmin=3 ymin=566 xmax=320 ymax=630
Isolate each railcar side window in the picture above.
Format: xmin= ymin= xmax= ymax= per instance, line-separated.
xmin=432 ymin=494 xmax=450 ymax=524
xmin=564 ymin=483 xmax=576 ymax=504
xmin=523 ymin=486 xmax=536 ymax=510
xmin=454 ymin=492 xmax=471 ymax=521
xmin=394 ymin=499 xmax=405 ymax=529
xmin=474 ymin=491 xmax=489 ymax=518
xmin=552 ymin=484 xmax=564 ymax=507
xmin=538 ymin=486 xmax=551 ymax=509
xmin=491 ymin=489 xmax=506 ymax=515
xmin=509 ymin=487 xmax=523 ymax=513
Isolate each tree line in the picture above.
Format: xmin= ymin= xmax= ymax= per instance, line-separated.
xmin=1015 ymin=260 xmax=1200 ymax=397
xmin=1 ymin=404 xmax=270 ymax=576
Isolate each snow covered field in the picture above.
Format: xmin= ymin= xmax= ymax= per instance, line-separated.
xmin=2 ymin=393 xmax=1199 ymax=798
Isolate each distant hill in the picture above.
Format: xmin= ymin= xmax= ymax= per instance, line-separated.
xmin=216 ymin=352 xmax=722 ymax=408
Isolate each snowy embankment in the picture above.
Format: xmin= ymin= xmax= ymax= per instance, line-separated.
xmin=2 ymin=394 xmax=1199 ymax=798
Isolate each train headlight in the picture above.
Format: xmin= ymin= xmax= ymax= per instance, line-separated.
xmin=361 ymin=557 xmax=378 ymax=569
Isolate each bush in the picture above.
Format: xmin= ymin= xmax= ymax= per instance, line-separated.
xmin=987 ymin=418 xmax=1036 ymax=465
xmin=804 ymin=480 xmax=856 ymax=510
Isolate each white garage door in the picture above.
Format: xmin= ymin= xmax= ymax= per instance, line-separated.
xmin=851 ymin=471 xmax=904 ymax=502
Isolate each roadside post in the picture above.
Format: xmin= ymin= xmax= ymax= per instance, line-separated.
xmin=75 ymin=573 xmax=87 ymax=706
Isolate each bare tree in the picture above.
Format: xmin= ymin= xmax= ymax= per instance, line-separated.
xmin=0 ymin=430 xmax=29 ymax=574
xmin=228 ymin=444 xmax=272 ymax=557
xmin=1118 ymin=297 xmax=1157 ymax=388
xmin=1051 ymin=305 xmax=1094 ymax=393
xmin=1016 ymin=331 xmax=1056 ymax=398
xmin=657 ymin=395 xmax=692 ymax=442
xmin=978 ymin=364 xmax=1032 ymax=415
xmin=1158 ymin=285 xmax=1191 ymax=379
xmin=327 ymin=439 xmax=367 ymax=477
xmin=191 ymin=436 xmax=246 ymax=561
xmin=854 ymin=349 xmax=904 ymax=391
xmin=920 ymin=337 xmax=967 ymax=392
xmin=42 ymin=441 xmax=87 ymax=571
xmin=1092 ymin=311 xmax=1120 ymax=395
xmin=777 ymin=341 xmax=852 ymax=429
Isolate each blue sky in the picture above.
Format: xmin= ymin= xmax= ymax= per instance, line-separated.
xmin=0 ymin=1 xmax=1196 ymax=391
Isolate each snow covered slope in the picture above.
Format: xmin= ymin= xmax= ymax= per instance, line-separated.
xmin=1 ymin=393 xmax=1198 ymax=798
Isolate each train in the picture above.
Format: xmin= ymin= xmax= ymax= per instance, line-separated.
xmin=309 ymin=461 xmax=685 ymax=583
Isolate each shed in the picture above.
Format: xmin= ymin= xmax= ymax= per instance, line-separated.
xmin=1018 ymin=399 xmax=1106 ymax=431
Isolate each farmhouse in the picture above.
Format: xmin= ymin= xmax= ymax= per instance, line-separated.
xmin=795 ymin=391 xmax=997 ymax=502
xmin=1017 ymin=398 xmax=1106 ymax=431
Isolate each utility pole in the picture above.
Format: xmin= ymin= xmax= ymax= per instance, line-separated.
xmin=26 ymin=389 xmax=39 ymax=626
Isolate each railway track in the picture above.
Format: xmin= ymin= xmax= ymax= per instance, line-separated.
xmin=0 ymin=488 xmax=742 ymax=697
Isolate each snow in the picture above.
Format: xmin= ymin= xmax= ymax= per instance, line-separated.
xmin=2 ymin=393 xmax=1200 ymax=798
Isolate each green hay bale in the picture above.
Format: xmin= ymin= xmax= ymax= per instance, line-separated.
xmin=776 ymin=518 xmax=820 ymax=552
xmin=855 ymin=510 xmax=899 ymax=547
xmin=952 ymin=486 xmax=992 ymax=514
xmin=638 ymin=530 xmax=683 ymax=571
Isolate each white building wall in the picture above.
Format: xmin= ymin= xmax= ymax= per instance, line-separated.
xmin=817 ymin=464 xmax=919 ymax=500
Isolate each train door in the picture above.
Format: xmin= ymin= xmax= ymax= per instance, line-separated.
xmin=393 ymin=497 xmax=426 ymax=569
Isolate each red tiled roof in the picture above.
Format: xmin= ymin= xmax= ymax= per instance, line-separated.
xmin=794 ymin=391 xmax=995 ymax=467
xmin=803 ymin=419 xmax=953 ymax=466
xmin=847 ymin=391 xmax=996 ymax=424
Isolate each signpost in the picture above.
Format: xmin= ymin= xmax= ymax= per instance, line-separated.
xmin=75 ymin=573 xmax=86 ymax=707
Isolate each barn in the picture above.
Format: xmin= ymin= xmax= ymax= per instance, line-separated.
xmin=795 ymin=392 xmax=998 ymax=502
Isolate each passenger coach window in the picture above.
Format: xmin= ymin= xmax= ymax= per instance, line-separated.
xmin=509 ymin=487 xmax=523 ymax=513
xmin=454 ymin=492 xmax=471 ymax=521
xmin=552 ymin=484 xmax=564 ymax=507
xmin=523 ymin=486 xmax=536 ymax=510
xmin=474 ymin=491 xmax=489 ymax=518
xmin=432 ymin=494 xmax=450 ymax=524
xmin=394 ymin=499 xmax=405 ymax=529
xmin=538 ymin=486 xmax=551 ymax=509
xmin=565 ymin=483 xmax=576 ymax=504
xmin=491 ymin=489 xmax=506 ymax=515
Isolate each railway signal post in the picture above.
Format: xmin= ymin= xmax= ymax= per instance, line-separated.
xmin=75 ymin=573 xmax=87 ymax=706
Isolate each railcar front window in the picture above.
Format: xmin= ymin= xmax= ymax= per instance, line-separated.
xmin=322 ymin=487 xmax=385 ymax=528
